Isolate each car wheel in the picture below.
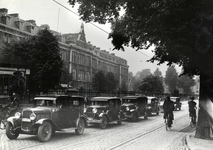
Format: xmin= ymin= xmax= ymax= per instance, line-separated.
xmin=132 ymin=113 xmax=138 ymax=122
xmin=6 ymin=122 xmax=19 ymax=139
xmin=144 ymin=114 xmax=148 ymax=119
xmin=100 ymin=116 xmax=107 ymax=129
xmin=75 ymin=118 xmax=85 ymax=135
xmin=117 ymin=115 xmax=122 ymax=125
xmin=38 ymin=122 xmax=52 ymax=142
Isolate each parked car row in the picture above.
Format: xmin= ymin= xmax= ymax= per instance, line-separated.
xmin=5 ymin=95 xmax=179 ymax=142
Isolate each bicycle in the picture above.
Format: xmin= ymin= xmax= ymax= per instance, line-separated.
xmin=0 ymin=105 xmax=10 ymax=129
xmin=165 ymin=114 xmax=173 ymax=131
xmin=190 ymin=114 xmax=196 ymax=127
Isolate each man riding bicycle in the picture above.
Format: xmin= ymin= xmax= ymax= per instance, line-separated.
xmin=188 ymin=96 xmax=197 ymax=124
xmin=163 ymin=96 xmax=175 ymax=127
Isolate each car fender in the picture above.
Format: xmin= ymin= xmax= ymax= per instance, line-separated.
xmin=7 ymin=116 xmax=21 ymax=127
xmin=130 ymin=109 xmax=135 ymax=112
xmin=33 ymin=118 xmax=60 ymax=131
xmin=78 ymin=115 xmax=88 ymax=127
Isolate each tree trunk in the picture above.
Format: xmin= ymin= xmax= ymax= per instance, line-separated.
xmin=195 ymin=74 xmax=213 ymax=139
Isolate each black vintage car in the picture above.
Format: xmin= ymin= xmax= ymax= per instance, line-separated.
xmin=5 ymin=95 xmax=87 ymax=142
xmin=146 ymin=96 xmax=159 ymax=116
xmin=121 ymin=95 xmax=148 ymax=121
xmin=171 ymin=97 xmax=182 ymax=110
xmin=84 ymin=97 xmax=123 ymax=129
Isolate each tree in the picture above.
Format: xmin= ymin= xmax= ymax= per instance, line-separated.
xmin=3 ymin=28 xmax=63 ymax=94
xmin=92 ymin=70 xmax=106 ymax=93
xmin=165 ymin=66 xmax=178 ymax=94
xmin=140 ymin=75 xmax=164 ymax=94
xmin=133 ymin=69 xmax=152 ymax=92
xmin=105 ymin=72 xmax=118 ymax=92
xmin=178 ymin=75 xmax=196 ymax=94
xmin=70 ymin=0 xmax=213 ymax=139
xmin=61 ymin=66 xmax=73 ymax=84
xmin=153 ymin=68 xmax=162 ymax=78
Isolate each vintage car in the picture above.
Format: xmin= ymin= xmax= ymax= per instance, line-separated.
xmin=84 ymin=97 xmax=123 ymax=129
xmin=5 ymin=95 xmax=87 ymax=142
xmin=171 ymin=97 xmax=182 ymax=110
xmin=146 ymin=96 xmax=159 ymax=116
xmin=121 ymin=95 xmax=148 ymax=121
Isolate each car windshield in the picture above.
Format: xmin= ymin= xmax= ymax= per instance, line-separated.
xmin=35 ymin=99 xmax=56 ymax=107
xmin=91 ymin=101 xmax=108 ymax=106
xmin=122 ymin=99 xmax=138 ymax=104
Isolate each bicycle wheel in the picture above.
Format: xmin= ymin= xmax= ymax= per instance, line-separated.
xmin=165 ymin=118 xmax=169 ymax=131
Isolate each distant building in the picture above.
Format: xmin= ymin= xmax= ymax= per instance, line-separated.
xmin=0 ymin=8 xmax=129 ymax=95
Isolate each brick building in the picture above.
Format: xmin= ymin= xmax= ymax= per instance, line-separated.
xmin=0 ymin=8 xmax=129 ymax=96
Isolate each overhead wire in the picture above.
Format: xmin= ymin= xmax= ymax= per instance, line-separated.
xmin=53 ymin=0 xmax=151 ymax=58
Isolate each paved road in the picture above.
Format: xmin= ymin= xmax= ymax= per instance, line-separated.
xmin=0 ymin=101 xmax=194 ymax=150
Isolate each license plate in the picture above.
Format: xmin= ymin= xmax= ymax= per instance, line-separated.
xmin=22 ymin=118 xmax=31 ymax=122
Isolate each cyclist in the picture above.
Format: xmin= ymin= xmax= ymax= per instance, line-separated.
xmin=163 ymin=96 xmax=175 ymax=127
xmin=188 ymin=96 xmax=197 ymax=124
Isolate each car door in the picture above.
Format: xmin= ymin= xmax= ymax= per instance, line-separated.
xmin=67 ymin=98 xmax=80 ymax=127
xmin=109 ymin=99 xmax=119 ymax=120
xmin=57 ymin=98 xmax=70 ymax=128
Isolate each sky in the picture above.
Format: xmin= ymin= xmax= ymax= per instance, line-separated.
xmin=0 ymin=0 xmax=182 ymax=76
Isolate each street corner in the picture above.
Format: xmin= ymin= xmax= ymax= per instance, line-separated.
xmin=185 ymin=132 xmax=213 ymax=150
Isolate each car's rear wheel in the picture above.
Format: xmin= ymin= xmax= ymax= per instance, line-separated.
xmin=6 ymin=122 xmax=19 ymax=139
xmin=100 ymin=116 xmax=107 ymax=129
xmin=75 ymin=118 xmax=85 ymax=135
xmin=38 ymin=122 xmax=52 ymax=142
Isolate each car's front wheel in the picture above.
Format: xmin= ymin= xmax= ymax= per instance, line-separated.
xmin=117 ymin=115 xmax=122 ymax=125
xmin=100 ymin=116 xmax=107 ymax=129
xmin=6 ymin=122 xmax=19 ymax=139
xmin=38 ymin=122 xmax=52 ymax=142
xmin=75 ymin=118 xmax=85 ymax=135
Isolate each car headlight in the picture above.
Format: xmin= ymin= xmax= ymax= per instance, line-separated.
xmin=15 ymin=112 xmax=21 ymax=119
xmin=30 ymin=113 xmax=36 ymax=120
xmin=126 ymin=107 xmax=130 ymax=111
xmin=92 ymin=108 xmax=97 ymax=113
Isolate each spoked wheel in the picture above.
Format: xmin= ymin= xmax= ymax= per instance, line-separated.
xmin=132 ymin=113 xmax=138 ymax=122
xmin=100 ymin=116 xmax=107 ymax=129
xmin=190 ymin=117 xmax=196 ymax=127
xmin=6 ymin=122 xmax=19 ymax=139
xmin=75 ymin=118 xmax=85 ymax=135
xmin=117 ymin=115 xmax=122 ymax=125
xmin=38 ymin=122 xmax=52 ymax=142
xmin=165 ymin=119 xmax=169 ymax=131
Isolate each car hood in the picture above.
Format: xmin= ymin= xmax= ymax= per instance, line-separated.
xmin=23 ymin=106 xmax=58 ymax=113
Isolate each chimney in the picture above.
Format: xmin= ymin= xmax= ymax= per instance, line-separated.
xmin=26 ymin=20 xmax=36 ymax=25
xmin=9 ymin=13 xmax=19 ymax=18
xmin=0 ymin=8 xmax=8 ymax=14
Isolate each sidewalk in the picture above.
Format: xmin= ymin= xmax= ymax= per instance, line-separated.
xmin=185 ymin=131 xmax=213 ymax=150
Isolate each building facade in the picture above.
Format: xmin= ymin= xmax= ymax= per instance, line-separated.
xmin=0 ymin=8 xmax=129 ymax=95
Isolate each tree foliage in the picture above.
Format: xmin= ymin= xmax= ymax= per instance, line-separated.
xmin=3 ymin=28 xmax=63 ymax=94
xmin=165 ymin=66 xmax=178 ymax=94
xmin=105 ymin=72 xmax=118 ymax=92
xmin=92 ymin=70 xmax=106 ymax=92
xmin=177 ymin=75 xmax=196 ymax=94
xmin=140 ymin=75 xmax=164 ymax=94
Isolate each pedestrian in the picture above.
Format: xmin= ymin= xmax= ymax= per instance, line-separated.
xmin=188 ymin=96 xmax=197 ymax=124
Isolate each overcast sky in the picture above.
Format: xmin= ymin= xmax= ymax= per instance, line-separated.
xmin=0 ymin=0 xmax=182 ymax=76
